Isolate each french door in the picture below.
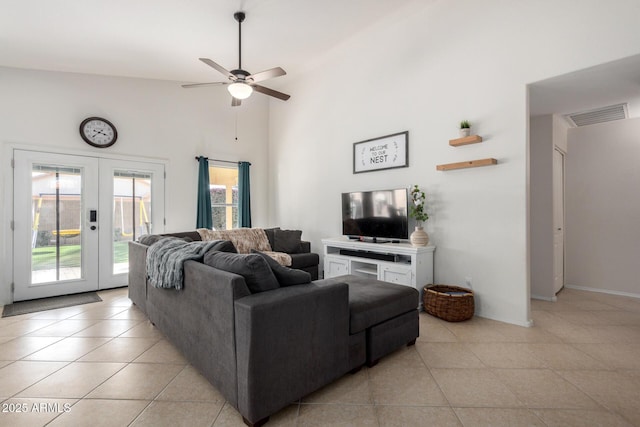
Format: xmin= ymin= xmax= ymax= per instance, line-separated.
xmin=13 ymin=150 xmax=164 ymax=301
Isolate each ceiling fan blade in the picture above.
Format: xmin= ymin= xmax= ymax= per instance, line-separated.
xmin=252 ymin=84 xmax=290 ymax=101
xmin=247 ymin=67 xmax=286 ymax=83
xmin=232 ymin=97 xmax=242 ymax=107
xmin=199 ymin=58 xmax=236 ymax=80
xmin=181 ymin=82 xmax=228 ymax=88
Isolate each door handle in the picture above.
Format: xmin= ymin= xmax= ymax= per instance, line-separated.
xmin=90 ymin=225 xmax=97 ymax=231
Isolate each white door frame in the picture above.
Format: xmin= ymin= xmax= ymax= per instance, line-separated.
xmin=553 ymin=147 xmax=566 ymax=294
xmin=6 ymin=144 xmax=166 ymax=302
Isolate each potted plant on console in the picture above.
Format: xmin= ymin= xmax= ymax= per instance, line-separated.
xmin=409 ymin=184 xmax=429 ymax=247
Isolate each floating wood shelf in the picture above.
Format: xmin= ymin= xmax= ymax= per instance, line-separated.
xmin=449 ymin=135 xmax=483 ymax=146
xmin=436 ymin=158 xmax=498 ymax=171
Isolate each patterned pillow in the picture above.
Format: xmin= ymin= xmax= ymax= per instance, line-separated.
xmin=197 ymin=228 xmax=271 ymax=253
xmin=259 ymin=251 xmax=292 ymax=266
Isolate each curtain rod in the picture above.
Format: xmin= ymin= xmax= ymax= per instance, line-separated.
xmin=195 ymin=156 xmax=238 ymax=165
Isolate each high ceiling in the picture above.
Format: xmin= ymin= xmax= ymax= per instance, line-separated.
xmin=0 ymin=0 xmax=418 ymax=84
xmin=530 ymin=54 xmax=640 ymax=121
xmin=3 ymin=0 xmax=640 ymax=120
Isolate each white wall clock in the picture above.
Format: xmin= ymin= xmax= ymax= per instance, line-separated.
xmin=79 ymin=117 xmax=118 ymax=148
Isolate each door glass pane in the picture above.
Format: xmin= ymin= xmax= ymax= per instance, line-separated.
xmin=31 ymin=165 xmax=82 ymax=284
xmin=113 ymin=171 xmax=152 ymax=274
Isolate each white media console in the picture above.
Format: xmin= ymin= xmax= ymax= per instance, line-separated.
xmin=322 ymin=237 xmax=435 ymax=306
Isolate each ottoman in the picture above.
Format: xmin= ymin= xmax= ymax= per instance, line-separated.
xmin=338 ymin=275 xmax=420 ymax=366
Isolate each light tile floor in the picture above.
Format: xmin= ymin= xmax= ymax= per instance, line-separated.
xmin=0 ymin=287 xmax=639 ymax=426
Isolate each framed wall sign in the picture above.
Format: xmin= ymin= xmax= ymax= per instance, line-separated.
xmin=353 ymin=131 xmax=408 ymax=174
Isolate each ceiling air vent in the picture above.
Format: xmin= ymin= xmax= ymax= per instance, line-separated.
xmin=565 ymin=103 xmax=628 ymax=127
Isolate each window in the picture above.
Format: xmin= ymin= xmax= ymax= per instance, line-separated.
xmin=209 ymin=165 xmax=238 ymax=230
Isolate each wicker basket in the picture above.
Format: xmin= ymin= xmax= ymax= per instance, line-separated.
xmin=423 ymin=285 xmax=474 ymax=322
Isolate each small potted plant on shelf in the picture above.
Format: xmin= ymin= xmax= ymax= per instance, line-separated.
xmin=409 ymin=184 xmax=429 ymax=247
xmin=459 ymin=120 xmax=471 ymax=137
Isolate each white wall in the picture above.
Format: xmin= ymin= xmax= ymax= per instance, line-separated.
xmin=553 ymin=115 xmax=569 ymax=153
xmin=565 ymin=118 xmax=640 ymax=297
xmin=269 ymin=0 xmax=640 ymax=325
xmin=529 ymin=115 xmax=570 ymax=301
xmin=529 ymin=115 xmax=554 ymax=300
xmin=0 ymin=66 xmax=269 ymax=305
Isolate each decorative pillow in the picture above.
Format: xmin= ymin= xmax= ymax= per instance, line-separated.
xmin=273 ymin=229 xmax=302 ymax=253
xmin=197 ymin=228 xmax=271 ymax=253
xmin=260 ymin=251 xmax=292 ymax=266
xmin=203 ymin=251 xmax=279 ymax=294
xmin=252 ymin=250 xmax=311 ymax=287
xmin=263 ymin=227 xmax=280 ymax=250
xmin=205 ymin=240 xmax=237 ymax=254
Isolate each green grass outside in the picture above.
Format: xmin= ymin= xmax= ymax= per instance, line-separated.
xmin=31 ymin=241 xmax=130 ymax=270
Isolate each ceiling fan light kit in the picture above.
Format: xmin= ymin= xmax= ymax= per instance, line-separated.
xmin=182 ymin=11 xmax=290 ymax=106
xmin=228 ymin=82 xmax=253 ymax=99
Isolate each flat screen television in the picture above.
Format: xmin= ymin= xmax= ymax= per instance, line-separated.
xmin=342 ymin=188 xmax=409 ymax=240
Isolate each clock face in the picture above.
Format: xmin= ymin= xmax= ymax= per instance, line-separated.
xmin=80 ymin=117 xmax=117 ymax=148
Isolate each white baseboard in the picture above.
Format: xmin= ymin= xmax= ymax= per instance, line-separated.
xmin=531 ymin=294 xmax=557 ymax=302
xmin=475 ymin=311 xmax=534 ymax=327
xmin=564 ymin=284 xmax=640 ymax=300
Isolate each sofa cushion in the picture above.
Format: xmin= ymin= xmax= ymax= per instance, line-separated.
xmin=251 ymin=250 xmax=311 ymax=287
xmin=164 ymin=231 xmax=202 ymax=241
xmin=197 ymin=228 xmax=272 ymax=254
xmin=273 ymin=229 xmax=302 ymax=253
xmin=340 ymin=275 xmax=419 ymax=334
xmin=203 ymin=251 xmax=279 ymax=294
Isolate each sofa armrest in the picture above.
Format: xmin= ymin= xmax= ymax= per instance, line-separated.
xmin=234 ymin=282 xmax=350 ymax=424
xmin=128 ymin=241 xmax=148 ymax=313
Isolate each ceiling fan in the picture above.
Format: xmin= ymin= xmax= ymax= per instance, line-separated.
xmin=182 ymin=11 xmax=290 ymax=106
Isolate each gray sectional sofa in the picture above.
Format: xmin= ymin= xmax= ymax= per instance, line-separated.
xmin=128 ymin=229 xmax=419 ymax=426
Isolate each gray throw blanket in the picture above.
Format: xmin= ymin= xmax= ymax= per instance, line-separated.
xmin=146 ymin=238 xmax=220 ymax=290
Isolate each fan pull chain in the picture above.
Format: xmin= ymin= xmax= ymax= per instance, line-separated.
xmin=235 ymin=110 xmax=239 ymax=142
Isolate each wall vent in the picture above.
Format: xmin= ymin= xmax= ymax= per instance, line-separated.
xmin=565 ymin=103 xmax=628 ymax=127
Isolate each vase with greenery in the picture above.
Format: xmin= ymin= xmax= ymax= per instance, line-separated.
xmin=459 ymin=120 xmax=471 ymax=137
xmin=409 ymin=185 xmax=429 ymax=246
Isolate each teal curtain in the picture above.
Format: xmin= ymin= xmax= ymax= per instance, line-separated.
xmin=196 ymin=156 xmax=213 ymax=229
xmin=238 ymin=161 xmax=252 ymax=228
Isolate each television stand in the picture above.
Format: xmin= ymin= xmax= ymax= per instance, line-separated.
xmin=322 ymin=237 xmax=435 ymax=308
xmin=349 ymin=236 xmax=392 ymax=244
